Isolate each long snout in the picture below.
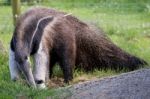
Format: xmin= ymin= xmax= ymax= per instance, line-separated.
xmin=17 ymin=61 xmax=36 ymax=88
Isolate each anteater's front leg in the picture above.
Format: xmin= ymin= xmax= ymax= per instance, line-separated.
xmin=33 ymin=43 xmax=49 ymax=89
xmin=9 ymin=49 xmax=20 ymax=81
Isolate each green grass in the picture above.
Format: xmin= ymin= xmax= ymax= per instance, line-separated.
xmin=0 ymin=0 xmax=150 ymax=98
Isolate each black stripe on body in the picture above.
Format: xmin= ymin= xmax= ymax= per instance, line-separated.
xmin=30 ymin=17 xmax=53 ymax=55
xmin=10 ymin=38 xmax=15 ymax=51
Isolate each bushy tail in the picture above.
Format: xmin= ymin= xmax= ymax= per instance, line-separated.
xmin=125 ymin=55 xmax=147 ymax=70
xmin=75 ymin=24 xmax=147 ymax=71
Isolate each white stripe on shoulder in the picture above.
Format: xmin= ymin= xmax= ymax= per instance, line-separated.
xmin=30 ymin=16 xmax=53 ymax=50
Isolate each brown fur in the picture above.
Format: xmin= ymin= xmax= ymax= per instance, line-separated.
xmin=11 ymin=7 xmax=147 ymax=83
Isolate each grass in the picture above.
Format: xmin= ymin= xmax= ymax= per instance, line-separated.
xmin=0 ymin=0 xmax=150 ymax=98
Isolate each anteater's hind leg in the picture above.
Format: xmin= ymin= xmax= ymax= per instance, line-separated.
xmin=57 ymin=43 xmax=76 ymax=83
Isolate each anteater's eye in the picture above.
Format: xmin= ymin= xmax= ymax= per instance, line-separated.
xmin=25 ymin=56 xmax=28 ymax=60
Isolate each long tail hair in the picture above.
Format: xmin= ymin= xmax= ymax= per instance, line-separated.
xmin=68 ymin=16 xmax=147 ymax=71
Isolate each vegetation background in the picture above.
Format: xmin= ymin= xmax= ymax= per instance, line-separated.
xmin=0 ymin=0 xmax=149 ymax=98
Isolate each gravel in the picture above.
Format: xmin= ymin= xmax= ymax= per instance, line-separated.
xmin=64 ymin=69 xmax=150 ymax=99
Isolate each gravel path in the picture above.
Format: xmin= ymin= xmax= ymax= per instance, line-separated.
xmin=64 ymin=69 xmax=150 ymax=99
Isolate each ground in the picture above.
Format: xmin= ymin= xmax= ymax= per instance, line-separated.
xmin=0 ymin=0 xmax=150 ymax=98
xmin=64 ymin=69 xmax=150 ymax=99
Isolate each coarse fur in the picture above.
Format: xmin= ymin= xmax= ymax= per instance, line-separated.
xmin=10 ymin=7 xmax=147 ymax=87
xmin=9 ymin=49 xmax=20 ymax=81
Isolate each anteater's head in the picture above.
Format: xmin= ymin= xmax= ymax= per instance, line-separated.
xmin=11 ymin=10 xmax=54 ymax=88
xmin=12 ymin=30 xmax=36 ymax=88
xmin=11 ymin=14 xmax=39 ymax=88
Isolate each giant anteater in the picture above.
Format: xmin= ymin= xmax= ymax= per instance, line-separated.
xmin=9 ymin=7 xmax=147 ymax=88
